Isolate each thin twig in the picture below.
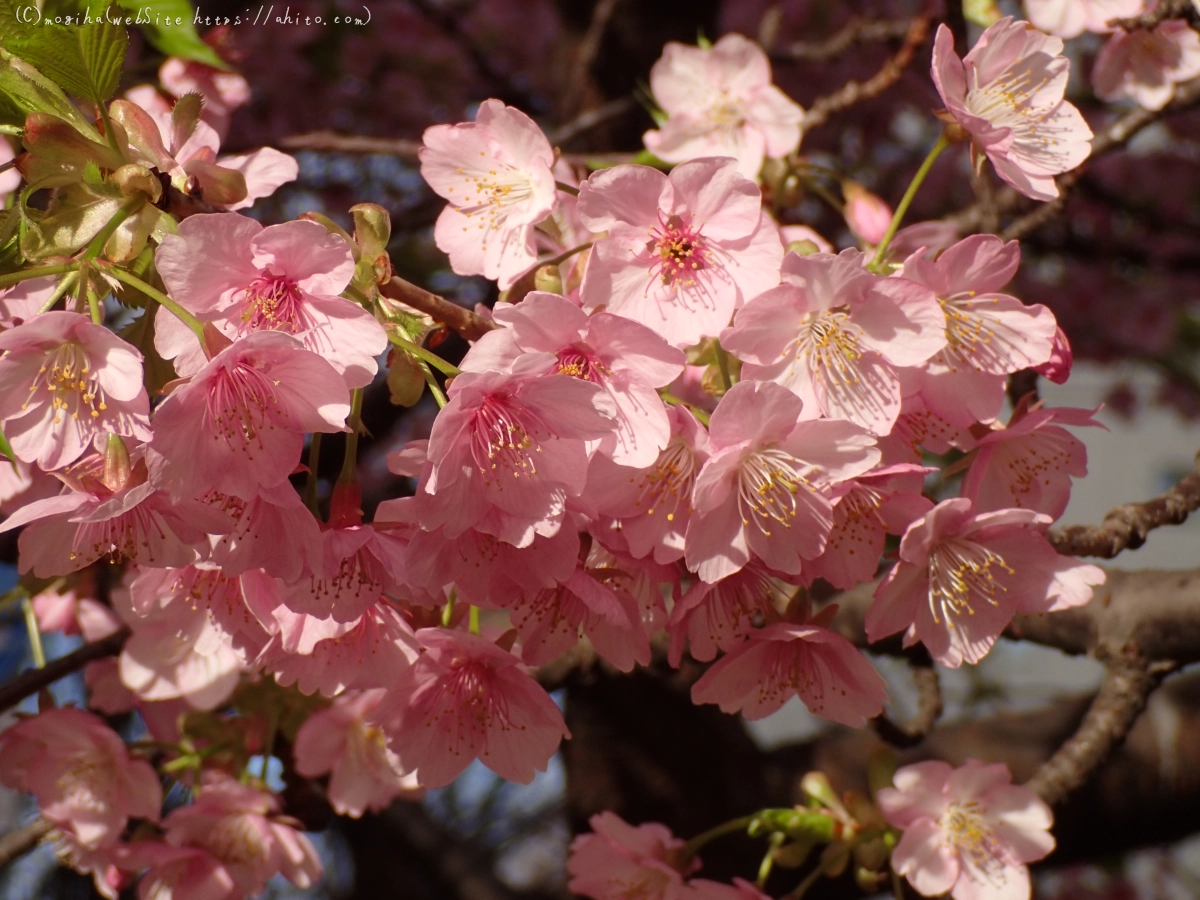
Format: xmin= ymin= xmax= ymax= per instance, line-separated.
xmin=802 ymin=17 xmax=931 ymax=132
xmin=280 ymin=132 xmax=422 ymax=159
xmin=873 ymin=658 xmax=943 ymax=748
xmin=0 ymin=628 xmax=129 ymax=714
xmin=1050 ymin=455 xmax=1200 ymax=558
xmin=776 ymin=17 xmax=919 ymax=62
xmin=0 ymin=819 xmax=53 ymax=870
xmin=379 ymin=276 xmax=495 ymax=342
xmin=561 ymin=0 xmax=622 ymax=117
xmin=549 ymin=97 xmax=636 ymax=146
xmin=1109 ymin=0 xmax=1196 ymax=31
xmin=1025 ymin=657 xmax=1176 ymax=805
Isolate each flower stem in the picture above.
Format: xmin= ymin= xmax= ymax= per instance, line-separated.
xmin=469 ymin=605 xmax=481 ymax=635
xmin=660 ymin=392 xmax=710 ymax=426
xmin=540 ymin=240 xmax=593 ymax=268
xmin=338 ymin=389 xmax=364 ymax=484
xmin=107 ymin=268 xmax=206 ymax=344
xmin=390 ymin=334 xmax=460 ymax=376
xmin=0 ymin=263 xmax=78 ymax=291
xmin=441 ymin=589 xmax=457 ymax=628
xmin=555 ymin=181 xmax=580 ymax=196
xmin=38 ymin=272 xmax=79 ymax=314
xmin=681 ymin=815 xmax=756 ymax=860
xmin=303 ymin=433 xmax=322 ymax=516
xmin=21 ymin=597 xmax=45 ymax=669
xmin=84 ymin=196 xmax=143 ymax=262
xmin=758 ymin=833 xmax=785 ymax=888
xmin=419 ymin=360 xmax=448 ymax=408
xmin=715 ymin=342 xmax=734 ymax=392
xmin=869 ymin=131 xmax=951 ymax=272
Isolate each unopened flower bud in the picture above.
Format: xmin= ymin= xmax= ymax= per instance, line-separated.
xmin=842 ymin=182 xmax=892 ymax=245
xmin=534 ymin=264 xmax=563 ymax=295
xmin=785 ymin=239 xmax=821 ymax=257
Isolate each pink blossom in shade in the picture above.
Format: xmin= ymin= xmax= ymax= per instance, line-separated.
xmin=685 ymin=379 xmax=881 ymax=584
xmin=866 ymin=498 xmax=1106 ymax=667
xmin=277 ymin=524 xmax=409 ymax=623
xmin=962 ymin=406 xmax=1103 ymax=520
xmin=0 ymin=707 xmax=162 ymax=849
xmin=0 ymin=312 xmax=152 ymax=471
xmin=3 ymin=455 xmax=231 ymax=577
xmin=0 ymin=275 xmax=59 ymax=328
xmin=1033 ymin=326 xmax=1073 ymax=384
xmin=642 ymin=33 xmax=805 ymax=180
xmin=723 ymin=250 xmax=946 ymax=435
xmin=159 ymin=57 xmax=251 ymax=138
xmin=666 ymin=562 xmax=789 ymax=666
xmin=578 ymin=157 xmax=785 ymax=349
xmin=57 ymin=837 xmax=130 ymax=900
xmin=204 ymin=482 xmax=323 ymax=583
xmin=461 ymin=291 xmax=686 ymax=468
xmin=690 ymin=617 xmax=889 ymax=726
xmin=0 ymin=454 xmax=59 ymax=516
xmin=293 ymin=689 xmax=422 ymax=817
xmin=1093 ymin=20 xmax=1200 ymax=111
xmin=567 ymin=811 xmax=699 ymax=900
xmin=376 ymin=627 xmax=570 ymax=787
xmin=85 ymin=658 xmax=138 ymax=716
xmin=900 ymin=236 xmax=1057 ymax=425
xmin=506 ymin=564 xmax=650 ymax=671
xmin=423 ymin=370 xmax=615 ymax=545
xmin=586 ymin=404 xmax=711 ymax=564
xmin=886 ymin=220 xmax=963 ymax=265
xmin=878 ymin=759 xmax=1055 ymax=900
xmin=420 ymin=99 xmax=558 ymax=289
xmin=117 ymin=566 xmax=270 ymax=710
xmin=1025 ymin=0 xmax=1145 ymax=38
xmin=843 ymin=183 xmax=894 ymax=245
xmin=932 ymin=19 xmax=1093 ymax=201
xmin=146 ymin=331 xmax=351 ymax=502
xmin=162 ymin=774 xmax=322 ymax=896
xmin=153 ymin=214 xmax=385 ymax=387
xmin=876 ymin=392 xmax=977 ymax=466
xmin=258 ymin=599 xmax=421 ymax=698
xmin=122 ymin=843 xmax=239 ymax=900
xmin=584 ymin=541 xmax=674 ymax=640
xmin=804 ymin=464 xmax=936 ymax=591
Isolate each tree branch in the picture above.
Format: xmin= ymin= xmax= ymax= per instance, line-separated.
xmin=1109 ymin=0 xmax=1197 ymax=31
xmin=1024 ymin=656 xmax=1176 ymax=805
xmin=801 ymin=17 xmax=931 ymax=132
xmin=549 ymin=97 xmax=636 ymax=147
xmin=379 ymin=276 xmax=496 ymax=342
xmin=1049 ymin=455 xmax=1200 ymax=558
xmin=873 ymin=657 xmax=943 ymax=748
xmin=561 ymin=0 xmax=622 ymax=117
xmin=0 ymin=628 xmax=129 ymax=714
xmin=774 ymin=17 xmax=919 ymax=62
xmin=0 ymin=819 xmax=52 ymax=870
xmin=281 ymin=132 xmax=422 ymax=159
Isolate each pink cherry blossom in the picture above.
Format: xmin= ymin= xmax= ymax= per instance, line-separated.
xmin=932 ymin=18 xmax=1092 ymax=201
xmin=866 ymin=498 xmax=1106 ymax=667
xmin=690 ymin=618 xmax=889 ymax=726
xmin=420 ymin=99 xmax=558 ymax=289
xmin=118 ymin=566 xmax=269 ymax=710
xmin=460 ymin=291 xmax=685 ymax=467
xmin=257 ymin=596 xmax=421 ymax=697
xmin=146 ymin=331 xmax=351 ymax=502
xmin=804 ymin=464 xmax=935 ymax=590
xmin=643 ymin=33 xmax=804 ymax=179
xmin=159 ymin=57 xmax=251 ymax=137
xmin=0 ymin=312 xmax=152 ymax=470
xmin=878 ymin=759 xmax=1055 ymax=900
xmin=1093 ymin=20 xmax=1200 ymax=111
xmin=963 ymin=406 xmax=1102 ymax=519
xmin=506 ymin=564 xmax=650 ymax=671
xmin=722 ymin=249 xmax=946 ymax=434
xmin=204 ymin=482 xmax=324 ymax=583
xmin=422 ymin=370 xmax=615 ymax=545
xmin=376 ymin=627 xmax=570 ymax=787
xmin=122 ymin=843 xmax=239 ymax=900
xmin=567 ymin=812 xmax=699 ymax=900
xmin=666 ymin=562 xmax=789 ymax=665
xmin=685 ymin=380 xmax=880 ymax=583
xmin=153 ymin=214 xmax=386 ymax=387
xmin=900 ymin=235 xmax=1058 ymax=428
xmin=277 ymin=523 xmax=409 ymax=622
xmin=587 ymin=404 xmax=711 ymax=564
xmin=3 ymin=453 xmax=230 ymax=577
xmin=294 ymin=689 xmax=421 ymax=817
xmin=0 ymin=707 xmax=161 ymax=849
xmin=0 ymin=275 xmax=59 ymax=328
xmin=578 ymin=157 xmax=784 ymax=348
xmin=162 ymin=775 xmax=322 ymax=896
xmin=1025 ymin=0 xmax=1144 ymax=38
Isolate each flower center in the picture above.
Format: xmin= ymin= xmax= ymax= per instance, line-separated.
xmin=795 ymin=310 xmax=863 ymax=386
xmin=54 ymin=752 xmax=117 ymax=813
xmin=556 ymin=346 xmax=609 ymax=383
xmin=632 ymin=439 xmax=696 ymax=523
xmin=966 ymin=63 xmax=1054 ymax=141
xmin=240 ymin=270 xmax=309 ymax=334
xmin=941 ymin=800 xmax=1010 ymax=884
xmin=205 ymin=362 xmax=283 ymax=452
xmin=206 ymin=814 xmax=271 ymax=868
xmin=23 ymin=342 xmax=107 ymax=424
xmin=737 ymin=448 xmax=814 ymax=537
xmin=452 ymin=162 xmax=535 ymax=251
xmin=469 ymin=394 xmax=544 ymax=484
xmin=927 ymin=538 xmax=1015 ymax=626
xmin=646 ymin=213 xmax=711 ymax=289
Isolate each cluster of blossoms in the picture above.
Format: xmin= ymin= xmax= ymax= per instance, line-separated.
xmin=2 ymin=2 xmax=1182 ymax=898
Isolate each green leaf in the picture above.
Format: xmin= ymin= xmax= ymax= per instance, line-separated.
xmin=0 ymin=50 xmax=100 ymax=137
xmin=0 ymin=427 xmax=16 ymax=471
xmin=0 ymin=0 xmax=34 ymax=46
xmin=116 ymin=0 xmax=228 ymax=69
xmin=11 ymin=15 xmax=128 ymax=104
